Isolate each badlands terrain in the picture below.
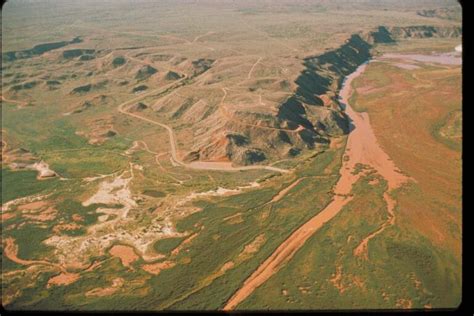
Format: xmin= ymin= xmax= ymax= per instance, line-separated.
xmin=1 ymin=0 xmax=461 ymax=311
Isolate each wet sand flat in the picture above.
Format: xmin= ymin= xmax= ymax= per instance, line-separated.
xmin=380 ymin=53 xmax=461 ymax=65
xmin=224 ymin=61 xmax=410 ymax=310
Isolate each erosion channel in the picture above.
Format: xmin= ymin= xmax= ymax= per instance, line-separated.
xmin=223 ymin=59 xmax=410 ymax=310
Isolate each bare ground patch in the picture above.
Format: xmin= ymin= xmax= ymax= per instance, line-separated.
xmin=85 ymin=278 xmax=125 ymax=297
xmin=109 ymin=245 xmax=140 ymax=268
xmin=47 ymin=272 xmax=81 ymax=288
xmin=142 ymin=260 xmax=176 ymax=275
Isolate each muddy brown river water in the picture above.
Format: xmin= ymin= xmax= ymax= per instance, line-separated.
xmin=223 ymin=60 xmax=411 ymax=310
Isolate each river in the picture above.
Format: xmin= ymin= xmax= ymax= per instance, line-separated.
xmin=223 ymin=59 xmax=410 ymax=310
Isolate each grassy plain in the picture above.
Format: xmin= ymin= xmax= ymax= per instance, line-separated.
xmin=240 ymin=39 xmax=461 ymax=309
xmin=1 ymin=0 xmax=461 ymax=311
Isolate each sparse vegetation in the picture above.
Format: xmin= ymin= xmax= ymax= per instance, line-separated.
xmin=1 ymin=0 xmax=461 ymax=311
xmin=1 ymin=168 xmax=60 ymax=203
xmin=112 ymin=56 xmax=127 ymax=67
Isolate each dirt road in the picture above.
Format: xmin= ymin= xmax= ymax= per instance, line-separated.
xmin=219 ymin=87 xmax=305 ymax=134
xmin=1 ymin=95 xmax=28 ymax=107
xmin=223 ymin=61 xmax=409 ymax=310
xmin=247 ymin=57 xmax=262 ymax=79
xmin=117 ymin=84 xmax=289 ymax=174
xmin=223 ymin=195 xmax=353 ymax=310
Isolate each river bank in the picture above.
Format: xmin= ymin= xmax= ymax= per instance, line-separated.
xmin=223 ymin=58 xmax=410 ymax=310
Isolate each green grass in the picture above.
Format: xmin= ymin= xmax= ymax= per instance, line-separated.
xmin=430 ymin=109 xmax=462 ymax=151
xmin=4 ymin=142 xmax=343 ymax=311
xmin=3 ymin=102 xmax=131 ymax=178
xmin=172 ymin=98 xmax=195 ymax=119
xmin=153 ymin=237 xmax=185 ymax=255
xmin=5 ymin=222 xmax=57 ymax=261
xmin=295 ymin=149 xmax=337 ymax=177
xmin=239 ymin=167 xmax=461 ymax=309
xmin=1 ymin=168 xmax=60 ymax=203
xmin=1 ymin=198 xmax=108 ymax=263
xmin=1 ymin=254 xmax=24 ymax=271
xmin=141 ymin=190 xmax=166 ymax=198
xmin=55 ymin=199 xmax=106 ymax=227
xmin=43 ymin=149 xmax=128 ymax=179
xmin=236 ymin=175 xmax=388 ymax=309
xmin=1 ymin=1 xmax=461 ymax=310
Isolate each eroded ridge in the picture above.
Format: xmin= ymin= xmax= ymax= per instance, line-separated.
xmin=223 ymin=62 xmax=411 ymax=310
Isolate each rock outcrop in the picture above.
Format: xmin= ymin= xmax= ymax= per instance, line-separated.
xmin=165 ymin=25 xmax=461 ymax=166
xmin=135 ymin=65 xmax=158 ymax=80
xmin=2 ymin=37 xmax=82 ymax=62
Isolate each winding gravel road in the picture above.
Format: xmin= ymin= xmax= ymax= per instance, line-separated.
xmin=116 ymin=80 xmax=289 ymax=174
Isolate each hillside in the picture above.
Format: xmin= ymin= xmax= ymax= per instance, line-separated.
xmin=1 ymin=0 xmax=462 ymax=311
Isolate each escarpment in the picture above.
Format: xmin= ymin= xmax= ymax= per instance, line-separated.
xmin=281 ymin=33 xmax=372 ymax=136
xmin=388 ymin=25 xmax=461 ymax=39
xmin=163 ymin=25 xmax=461 ymax=167
xmin=2 ymin=37 xmax=83 ymax=62
xmin=367 ymin=25 xmax=461 ymax=44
